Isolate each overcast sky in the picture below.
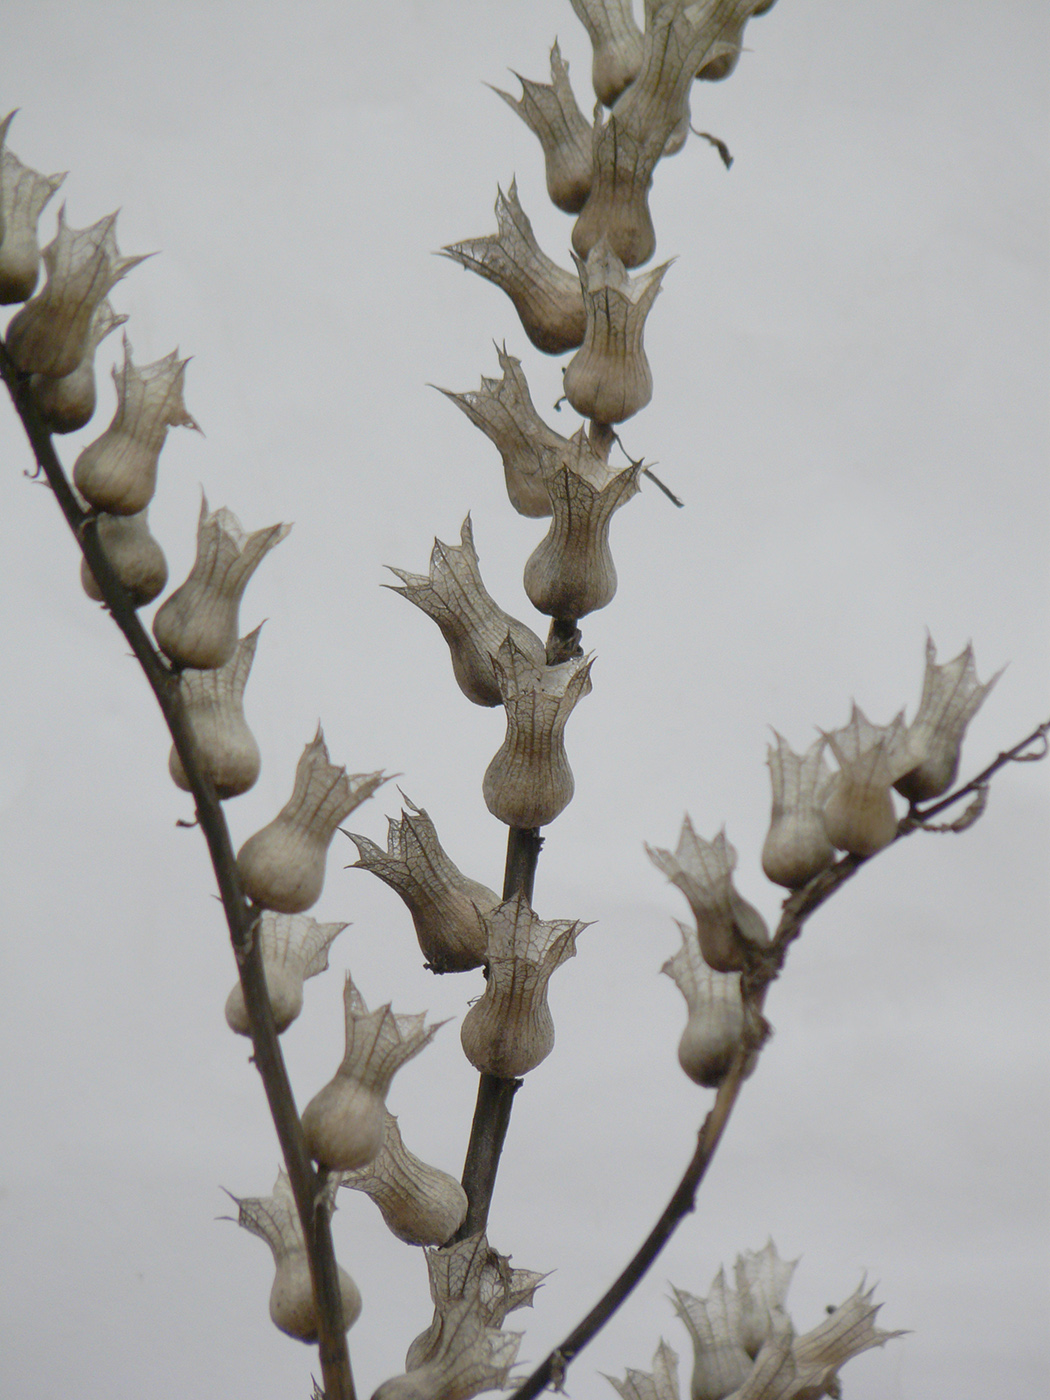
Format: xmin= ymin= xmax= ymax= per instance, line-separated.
xmin=1 ymin=3 xmax=1047 ymax=1398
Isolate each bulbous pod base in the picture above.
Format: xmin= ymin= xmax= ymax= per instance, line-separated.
xmin=822 ymin=776 xmax=899 ymax=857
xmin=269 ymin=1249 xmax=362 ymax=1342
xmin=225 ymin=963 xmax=305 ymax=1036
xmin=237 ymin=823 xmax=327 ymax=913
xmin=81 ymin=510 xmax=168 ymax=609
xmin=302 ymin=1076 xmax=387 ymax=1172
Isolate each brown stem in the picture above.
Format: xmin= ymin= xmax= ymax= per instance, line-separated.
xmin=1 ymin=343 xmax=356 ymax=1400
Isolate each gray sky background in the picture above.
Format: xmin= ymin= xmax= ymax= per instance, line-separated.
xmin=1 ymin=3 xmax=1047 ymax=1398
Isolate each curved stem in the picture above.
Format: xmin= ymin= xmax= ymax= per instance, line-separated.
xmin=1 ymin=344 xmax=356 ymax=1400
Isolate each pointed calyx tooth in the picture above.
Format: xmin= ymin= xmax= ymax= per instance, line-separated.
xmin=569 ymin=0 xmax=644 ymax=106
xmin=152 ymin=496 xmax=290 ymax=670
xmin=441 ymin=180 xmax=585 ymax=354
xmin=438 ymin=346 xmax=566 ymax=518
xmin=5 ymin=207 xmax=149 ymax=377
xmin=491 ymin=42 xmax=593 ymax=213
xmin=387 ymin=515 xmax=547 ymax=707
xmin=237 ymin=726 xmax=386 ymax=914
xmin=460 ymin=893 xmax=587 ymax=1078
xmin=563 ymin=238 xmax=668 ymax=425
xmin=895 ymin=634 xmax=1002 ymax=802
xmin=346 ymin=796 xmax=499 ymax=972
xmin=73 ymin=336 xmax=199 ymax=515
xmin=523 ymin=432 xmax=641 ymax=620
xmin=483 ymin=637 xmax=594 ymax=829
xmin=647 ymin=819 xmax=769 ymax=974
xmin=224 ymin=911 xmax=346 ymax=1035
xmin=820 ymin=704 xmax=916 ymax=857
xmin=340 ymin=1111 xmax=467 ymax=1247
xmin=230 ymin=1168 xmax=361 ymax=1343
xmin=302 ymin=975 xmax=446 ymax=1172
xmin=169 ymin=626 xmax=262 ymax=799
xmin=32 ymin=298 xmax=126 ymax=434
xmin=405 ymin=1231 xmax=544 ymax=1376
xmin=662 ymin=921 xmax=757 ymax=1088
xmin=80 ymin=505 xmax=167 ymax=609
xmin=761 ymin=732 xmax=835 ymax=889
xmin=604 ymin=1338 xmax=681 ymax=1400
xmin=0 ymin=116 xmax=66 ymax=305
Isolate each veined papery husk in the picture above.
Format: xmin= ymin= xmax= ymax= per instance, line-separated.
xmin=821 ymin=704 xmax=916 ymax=856
xmin=170 ymin=626 xmax=262 ymax=799
xmin=492 ymin=41 xmax=593 ymax=213
xmin=32 ymin=298 xmax=126 ymax=433
xmin=340 ymin=1111 xmax=467 ymax=1247
xmin=662 ymin=921 xmax=757 ymax=1088
xmin=80 ymin=505 xmax=167 ymax=609
xmin=0 ymin=122 xmax=66 ymax=304
xmin=895 ymin=634 xmax=1002 ymax=802
xmin=224 ymin=911 xmax=347 ymax=1035
xmin=761 ymin=732 xmax=835 ymax=888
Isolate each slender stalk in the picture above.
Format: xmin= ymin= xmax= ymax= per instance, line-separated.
xmin=1 ymin=344 xmax=356 ymax=1400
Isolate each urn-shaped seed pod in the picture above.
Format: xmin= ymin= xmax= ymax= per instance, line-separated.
xmin=439 ymin=347 xmax=566 ymax=518
xmin=695 ymin=0 xmax=779 ymax=82
xmin=672 ymin=1270 xmax=753 ymax=1400
xmin=647 ymin=819 xmax=770 ymax=974
xmin=169 ymin=626 xmax=262 ymax=799
xmin=340 ymin=1111 xmax=468 ymax=1247
xmin=733 ymin=1239 xmax=798 ymax=1360
xmin=373 ymin=1299 xmax=522 ymax=1400
xmin=73 ymin=338 xmax=199 ymax=515
xmin=387 ymin=516 xmax=547 ymax=708
xmin=569 ymin=0 xmax=644 ymax=105
xmin=491 ymin=43 xmax=593 ymax=214
xmin=483 ymin=638 xmax=594 ymax=829
xmin=563 ymin=238 xmax=669 ymax=425
xmin=761 ymin=733 xmax=835 ymax=889
xmin=237 ymin=726 xmax=386 ymax=914
xmin=224 ymin=911 xmax=346 ymax=1035
xmin=80 ymin=506 xmax=168 ymax=609
xmin=895 ymin=635 xmax=1002 ymax=802
xmin=0 ymin=128 xmax=66 ymax=305
xmin=152 ymin=496 xmax=290 ymax=669
xmin=821 ymin=704 xmax=917 ymax=857
xmin=301 ymin=975 xmax=445 ymax=1171
xmin=441 ymin=181 xmax=585 ymax=355
xmin=605 ymin=1338 xmax=681 ymax=1400
xmin=230 ymin=1169 xmax=361 ymax=1342
xmin=662 ymin=922 xmax=756 ymax=1088
xmin=4 ymin=207 xmax=148 ymax=377
xmin=523 ymin=439 xmax=641 ymax=620
xmin=460 ymin=893 xmax=587 ymax=1078
xmin=31 ymin=298 xmax=126 ymax=434
xmin=346 ymin=797 xmax=499 ymax=972
xmin=789 ymin=1279 xmax=906 ymax=1393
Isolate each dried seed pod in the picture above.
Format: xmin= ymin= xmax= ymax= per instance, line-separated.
xmin=387 ymin=515 xmax=547 ymax=707
xmin=224 ymin=912 xmax=346 ymax=1035
xmin=231 ymin=1169 xmax=361 ymax=1342
xmin=301 ymin=975 xmax=444 ymax=1171
xmin=73 ymin=338 xmax=199 ymax=514
xmin=373 ymin=1299 xmax=522 ymax=1400
xmin=821 ymin=704 xmax=916 ymax=857
xmin=569 ymin=0 xmax=644 ymax=105
xmin=80 ymin=506 xmax=168 ymax=609
xmin=761 ymin=732 xmax=835 ymax=888
xmin=895 ymin=634 xmax=1002 ymax=802
xmin=605 ymin=1339 xmax=681 ymax=1400
xmin=491 ymin=42 xmax=593 ymax=213
xmin=441 ymin=181 xmax=585 ymax=354
xmin=237 ymin=726 xmax=385 ymax=913
xmin=169 ymin=627 xmax=262 ymax=799
xmin=696 ymin=0 xmax=780 ymax=82
xmin=346 ymin=797 xmax=498 ymax=972
xmin=734 ymin=1240 xmax=798 ymax=1360
xmin=0 ymin=120 xmax=66 ymax=304
xmin=152 ymin=496 xmax=289 ymax=670
xmin=662 ymin=922 xmax=756 ymax=1088
xmin=31 ymin=298 xmax=126 ymax=433
xmin=340 ymin=1112 xmax=468 ymax=1247
xmin=482 ymin=638 xmax=594 ymax=829
xmin=563 ymin=238 xmax=668 ymax=425
xmin=438 ymin=347 xmax=563 ymax=518
xmin=460 ymin=894 xmax=587 ymax=1078
xmin=672 ymin=1270 xmax=753 ymax=1400
xmin=4 ymin=207 xmax=148 ymax=377
xmin=647 ymin=820 xmax=769 ymax=974
xmin=523 ymin=437 xmax=641 ymax=620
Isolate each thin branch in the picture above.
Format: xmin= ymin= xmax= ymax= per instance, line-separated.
xmin=1 ymin=342 xmax=356 ymax=1400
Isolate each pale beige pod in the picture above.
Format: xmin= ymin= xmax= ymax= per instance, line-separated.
xmin=236 ymin=726 xmax=385 ymax=913
xmin=301 ymin=975 xmax=444 ymax=1172
xmin=662 ymin=922 xmax=756 ymax=1088
xmin=0 ymin=121 xmax=66 ymax=305
xmin=895 ymin=634 xmax=1002 ymax=802
xmin=569 ymin=0 xmax=643 ymax=106
xmin=169 ymin=627 xmax=263 ymax=799
xmin=32 ymin=299 xmax=126 ymax=434
xmin=73 ymin=338 xmax=199 ymax=515
xmin=695 ymin=0 xmax=780 ymax=82
xmin=671 ymin=1269 xmax=754 ymax=1400
xmin=821 ymin=704 xmax=917 ymax=857
xmin=340 ymin=1112 xmax=467 ymax=1247
xmin=492 ymin=42 xmax=593 ymax=213
xmin=606 ymin=1338 xmax=681 ymax=1400
xmin=761 ymin=732 xmax=835 ymax=888
xmin=224 ymin=912 xmax=347 ymax=1035
xmin=231 ymin=1169 xmax=361 ymax=1342
xmin=80 ymin=507 xmax=168 ymax=609
xmin=373 ymin=1300 xmax=522 ymax=1400
xmin=441 ymin=180 xmax=585 ymax=355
